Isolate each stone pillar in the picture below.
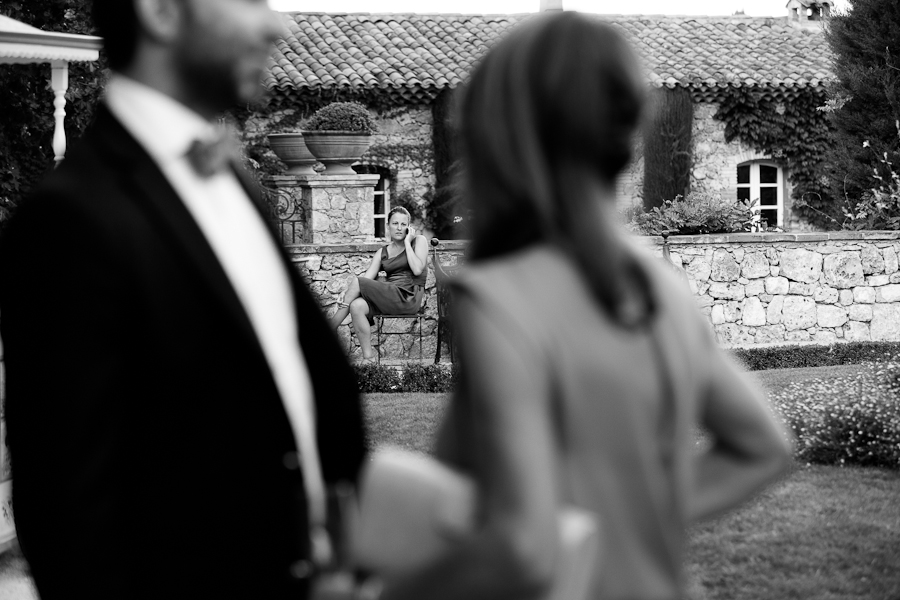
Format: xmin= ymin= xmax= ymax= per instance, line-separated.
xmin=302 ymin=174 xmax=379 ymax=244
xmin=260 ymin=173 xmax=379 ymax=245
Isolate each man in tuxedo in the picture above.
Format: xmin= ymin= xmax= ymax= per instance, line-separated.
xmin=0 ymin=1 xmax=366 ymax=598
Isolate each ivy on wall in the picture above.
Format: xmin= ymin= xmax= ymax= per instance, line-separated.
xmin=364 ymin=143 xmax=433 ymax=171
xmin=713 ymin=86 xmax=838 ymax=229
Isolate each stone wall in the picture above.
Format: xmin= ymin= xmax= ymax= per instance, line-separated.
xmin=247 ymin=104 xmax=436 ymax=218
xmin=660 ymin=231 xmax=900 ymax=347
xmin=288 ymin=241 xmax=465 ymax=361
xmin=620 ymin=101 xmax=744 ymax=209
xmin=690 ymin=102 xmax=742 ymax=201
xmin=615 ymin=134 xmax=643 ymax=212
xmin=253 ymin=99 xmax=796 ymax=234
xmin=288 ymin=233 xmax=900 ymax=361
xmin=366 ymin=105 xmax=435 ymax=203
xmin=616 ymin=101 xmax=797 ymax=227
xmin=689 ymin=102 xmax=801 ymax=229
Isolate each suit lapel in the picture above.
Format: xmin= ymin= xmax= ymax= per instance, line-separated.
xmin=87 ymin=105 xmax=365 ymax=481
xmin=90 ymin=105 xmax=263 ymax=356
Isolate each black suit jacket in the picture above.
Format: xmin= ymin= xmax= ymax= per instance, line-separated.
xmin=0 ymin=105 xmax=366 ymax=600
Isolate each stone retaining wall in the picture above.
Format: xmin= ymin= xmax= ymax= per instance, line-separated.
xmin=290 ymin=232 xmax=900 ymax=360
xmin=288 ymin=241 xmax=465 ymax=361
xmin=658 ymin=231 xmax=900 ymax=347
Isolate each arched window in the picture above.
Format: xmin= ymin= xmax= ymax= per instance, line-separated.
xmin=737 ymin=161 xmax=784 ymax=230
xmin=353 ymin=165 xmax=391 ymax=238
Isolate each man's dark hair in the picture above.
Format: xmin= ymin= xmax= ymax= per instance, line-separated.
xmin=91 ymin=0 xmax=139 ymax=71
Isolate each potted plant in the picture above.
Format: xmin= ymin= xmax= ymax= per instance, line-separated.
xmin=301 ymin=102 xmax=378 ymax=175
xmin=267 ymin=131 xmax=318 ymax=176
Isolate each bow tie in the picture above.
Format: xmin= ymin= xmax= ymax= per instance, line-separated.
xmin=185 ymin=127 xmax=238 ymax=178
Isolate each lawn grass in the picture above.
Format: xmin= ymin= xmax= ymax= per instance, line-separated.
xmin=685 ymin=465 xmax=900 ymax=600
xmin=363 ymin=392 xmax=450 ymax=453
xmin=362 ymin=373 xmax=900 ymax=600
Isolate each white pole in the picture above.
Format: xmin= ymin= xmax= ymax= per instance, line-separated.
xmin=50 ymin=61 xmax=69 ymax=165
xmin=540 ymin=0 xmax=563 ymax=10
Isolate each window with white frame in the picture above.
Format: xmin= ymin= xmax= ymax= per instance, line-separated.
xmin=353 ymin=165 xmax=391 ymax=237
xmin=737 ymin=161 xmax=784 ymax=230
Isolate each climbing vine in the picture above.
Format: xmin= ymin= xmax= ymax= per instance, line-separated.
xmin=363 ymin=143 xmax=433 ymax=170
xmin=713 ymin=87 xmax=838 ymax=229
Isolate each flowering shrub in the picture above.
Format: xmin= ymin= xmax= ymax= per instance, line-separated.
xmin=876 ymin=361 xmax=900 ymax=398
xmin=769 ymin=361 xmax=900 ymax=469
xmin=627 ymin=191 xmax=757 ymax=235
xmin=841 ymin=122 xmax=900 ymax=231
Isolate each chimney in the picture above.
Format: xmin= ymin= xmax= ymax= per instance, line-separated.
xmin=540 ymin=0 xmax=563 ymax=11
xmin=786 ymin=0 xmax=832 ymax=29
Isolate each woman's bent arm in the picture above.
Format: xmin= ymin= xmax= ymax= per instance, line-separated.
xmin=361 ymin=249 xmax=382 ymax=280
xmin=382 ymin=291 xmax=559 ymax=600
xmin=688 ymin=350 xmax=793 ymax=522
xmin=404 ymin=233 xmax=428 ymax=276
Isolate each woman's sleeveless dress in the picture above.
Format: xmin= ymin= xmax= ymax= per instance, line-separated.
xmin=357 ymin=244 xmax=426 ymax=325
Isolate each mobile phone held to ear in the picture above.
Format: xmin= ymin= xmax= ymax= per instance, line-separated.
xmin=404 ymin=227 xmax=409 ymax=236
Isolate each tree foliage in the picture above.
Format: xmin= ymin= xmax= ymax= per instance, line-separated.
xmin=824 ymin=0 xmax=900 ymax=215
xmin=0 ymin=1 xmax=106 ymax=226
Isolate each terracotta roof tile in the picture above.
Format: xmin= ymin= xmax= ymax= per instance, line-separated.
xmin=266 ymin=13 xmax=832 ymax=102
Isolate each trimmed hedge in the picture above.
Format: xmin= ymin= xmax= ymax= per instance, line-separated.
xmin=730 ymin=342 xmax=900 ymax=371
xmin=353 ymin=343 xmax=900 ymax=392
xmin=353 ymin=363 xmax=458 ymax=393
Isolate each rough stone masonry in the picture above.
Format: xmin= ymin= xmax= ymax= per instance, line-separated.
xmin=661 ymin=232 xmax=900 ymax=347
xmin=288 ymin=233 xmax=900 ymax=360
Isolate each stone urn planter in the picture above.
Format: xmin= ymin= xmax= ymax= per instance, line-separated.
xmin=267 ymin=132 xmax=318 ymax=175
xmin=300 ymin=131 xmax=373 ymax=175
xmin=300 ymin=102 xmax=378 ymax=175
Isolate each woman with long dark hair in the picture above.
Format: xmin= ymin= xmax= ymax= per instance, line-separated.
xmin=379 ymin=12 xmax=792 ymax=600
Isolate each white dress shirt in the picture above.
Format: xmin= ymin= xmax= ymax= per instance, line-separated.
xmin=104 ymin=75 xmax=328 ymax=550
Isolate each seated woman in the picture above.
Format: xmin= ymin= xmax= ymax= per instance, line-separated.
xmin=330 ymin=206 xmax=428 ymax=362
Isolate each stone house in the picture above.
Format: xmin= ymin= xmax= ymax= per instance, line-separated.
xmin=246 ymin=5 xmax=834 ymax=238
